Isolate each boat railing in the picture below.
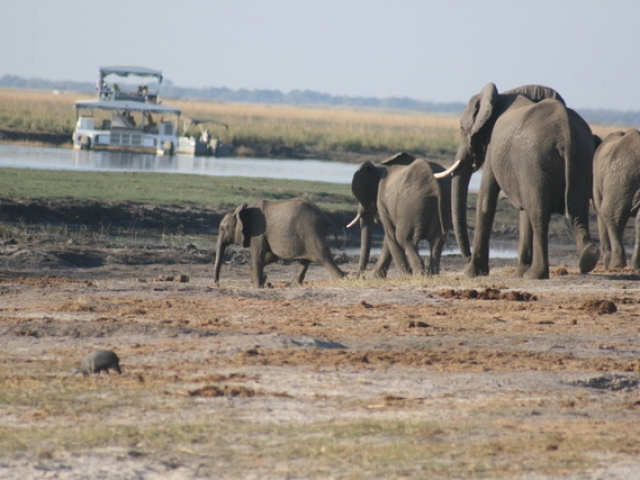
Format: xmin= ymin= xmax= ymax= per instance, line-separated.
xmin=99 ymin=90 xmax=158 ymax=104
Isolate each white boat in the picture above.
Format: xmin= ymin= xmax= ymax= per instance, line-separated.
xmin=72 ymin=66 xmax=231 ymax=156
xmin=175 ymin=117 xmax=230 ymax=156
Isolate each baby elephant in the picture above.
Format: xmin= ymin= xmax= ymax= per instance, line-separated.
xmin=214 ymin=198 xmax=346 ymax=287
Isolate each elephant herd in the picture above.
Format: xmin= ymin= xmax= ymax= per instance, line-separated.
xmin=215 ymin=83 xmax=640 ymax=287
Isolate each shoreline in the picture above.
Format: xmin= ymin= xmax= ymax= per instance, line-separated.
xmin=0 ymin=129 xmax=455 ymax=165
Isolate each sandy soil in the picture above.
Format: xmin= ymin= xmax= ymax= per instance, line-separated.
xmin=1 ymin=200 xmax=640 ymax=479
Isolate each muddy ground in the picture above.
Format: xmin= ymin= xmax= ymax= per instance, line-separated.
xmin=1 ymin=199 xmax=640 ymax=479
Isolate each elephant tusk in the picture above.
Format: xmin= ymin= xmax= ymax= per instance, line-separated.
xmin=346 ymin=213 xmax=361 ymax=228
xmin=434 ymin=159 xmax=462 ymax=179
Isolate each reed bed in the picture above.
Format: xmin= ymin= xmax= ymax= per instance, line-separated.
xmin=173 ymin=99 xmax=460 ymax=157
xmin=0 ymin=88 xmax=459 ymax=157
xmin=0 ymin=88 xmax=76 ymax=133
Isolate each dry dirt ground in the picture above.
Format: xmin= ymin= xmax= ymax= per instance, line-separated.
xmin=1 ymin=200 xmax=640 ymax=479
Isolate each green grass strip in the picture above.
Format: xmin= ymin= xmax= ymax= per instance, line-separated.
xmin=0 ymin=167 xmax=354 ymax=212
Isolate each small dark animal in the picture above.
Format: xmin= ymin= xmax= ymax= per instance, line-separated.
xmin=78 ymin=349 xmax=122 ymax=376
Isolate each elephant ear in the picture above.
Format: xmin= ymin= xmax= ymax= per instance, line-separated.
xmin=502 ymin=84 xmax=566 ymax=106
xmin=464 ymin=83 xmax=498 ymax=137
xmin=233 ymin=203 xmax=251 ymax=248
xmin=379 ymin=152 xmax=416 ymax=167
xmin=352 ymin=162 xmax=379 ymax=212
xmin=592 ymin=134 xmax=603 ymax=151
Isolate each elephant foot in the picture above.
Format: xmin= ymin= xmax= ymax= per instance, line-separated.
xmin=514 ymin=263 xmax=530 ymax=278
xmin=464 ymin=261 xmax=488 ymax=278
xmin=371 ymin=269 xmax=388 ymax=279
xmin=255 ymin=273 xmax=268 ymax=288
xmin=578 ymin=244 xmax=599 ymax=274
xmin=523 ymin=265 xmax=549 ymax=280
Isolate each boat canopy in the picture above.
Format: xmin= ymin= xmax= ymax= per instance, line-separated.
xmin=99 ymin=66 xmax=163 ymax=82
xmin=75 ymin=99 xmax=180 ymax=114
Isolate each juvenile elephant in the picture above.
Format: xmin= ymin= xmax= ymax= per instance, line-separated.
xmin=347 ymin=152 xmax=452 ymax=277
xmin=443 ymin=82 xmax=599 ymax=279
xmin=214 ymin=198 xmax=346 ymax=287
xmin=593 ymin=129 xmax=640 ymax=270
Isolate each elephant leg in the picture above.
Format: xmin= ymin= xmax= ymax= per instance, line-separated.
xmin=632 ymin=213 xmax=640 ymax=271
xmin=427 ymin=236 xmax=445 ymax=275
xmin=251 ymin=242 xmax=274 ymax=288
xmin=309 ymin=242 xmax=346 ymax=281
xmin=515 ymin=210 xmax=533 ymax=277
xmin=372 ymin=239 xmax=392 ymax=278
xmin=387 ymin=237 xmax=412 ymax=275
xmin=250 ymin=256 xmax=267 ymax=288
xmin=567 ymin=199 xmax=599 ymax=275
xmin=317 ymin=255 xmax=346 ymax=281
xmin=597 ymin=213 xmax=612 ymax=269
xmin=288 ymin=260 xmax=310 ymax=286
xmin=607 ymin=215 xmax=629 ymax=269
xmin=523 ymin=208 xmax=550 ymax=280
xmin=400 ymin=239 xmax=425 ymax=276
xmin=466 ymin=172 xmax=500 ymax=277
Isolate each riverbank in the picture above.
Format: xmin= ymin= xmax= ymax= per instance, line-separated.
xmin=1 ymin=197 xmax=640 ymax=478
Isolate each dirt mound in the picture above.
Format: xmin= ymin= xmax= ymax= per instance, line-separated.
xmin=582 ymin=299 xmax=617 ymax=314
xmin=438 ymin=288 xmax=538 ymax=301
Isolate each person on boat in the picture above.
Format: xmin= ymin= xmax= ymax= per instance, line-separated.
xmin=144 ymin=112 xmax=156 ymax=132
xmin=123 ymin=111 xmax=135 ymax=127
xmin=98 ymin=81 xmax=111 ymax=99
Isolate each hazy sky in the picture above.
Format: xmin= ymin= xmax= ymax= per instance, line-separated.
xmin=1 ymin=0 xmax=638 ymax=110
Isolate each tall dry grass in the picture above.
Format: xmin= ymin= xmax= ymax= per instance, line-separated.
xmin=172 ymin=99 xmax=460 ymax=157
xmin=0 ymin=88 xmax=76 ymax=133
xmin=0 ymin=88 xmax=459 ymax=157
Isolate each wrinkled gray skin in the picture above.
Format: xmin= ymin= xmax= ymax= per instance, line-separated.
xmin=350 ymin=152 xmax=452 ymax=277
xmin=593 ymin=129 xmax=640 ymax=270
xmin=214 ymin=198 xmax=346 ymax=287
xmin=452 ymin=82 xmax=599 ymax=279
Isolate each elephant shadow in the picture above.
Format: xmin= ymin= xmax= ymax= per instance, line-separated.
xmin=593 ymin=272 xmax=640 ymax=281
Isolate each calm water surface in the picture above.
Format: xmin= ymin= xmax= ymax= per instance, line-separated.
xmin=0 ymin=145 xmax=356 ymax=184
xmin=0 ymin=144 xmax=483 ymax=189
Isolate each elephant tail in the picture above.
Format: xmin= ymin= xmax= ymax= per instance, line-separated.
xmin=333 ymin=224 xmax=347 ymax=251
xmin=325 ymin=217 xmax=347 ymax=251
xmin=338 ymin=226 xmax=347 ymax=251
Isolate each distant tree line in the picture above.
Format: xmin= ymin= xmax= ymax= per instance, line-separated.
xmin=1 ymin=74 xmax=638 ymax=127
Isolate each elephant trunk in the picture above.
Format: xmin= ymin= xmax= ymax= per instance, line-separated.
xmin=358 ymin=211 xmax=375 ymax=273
xmin=452 ymin=165 xmax=473 ymax=259
xmin=213 ymin=236 xmax=228 ymax=284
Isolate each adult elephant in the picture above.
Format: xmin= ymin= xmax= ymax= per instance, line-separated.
xmin=214 ymin=198 xmax=346 ymax=287
xmin=442 ymin=82 xmax=599 ymax=279
xmin=593 ymin=129 xmax=640 ymax=270
xmin=347 ymin=152 xmax=452 ymax=277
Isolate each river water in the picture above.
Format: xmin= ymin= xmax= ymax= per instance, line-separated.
xmin=0 ymin=145 xmax=356 ymax=184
